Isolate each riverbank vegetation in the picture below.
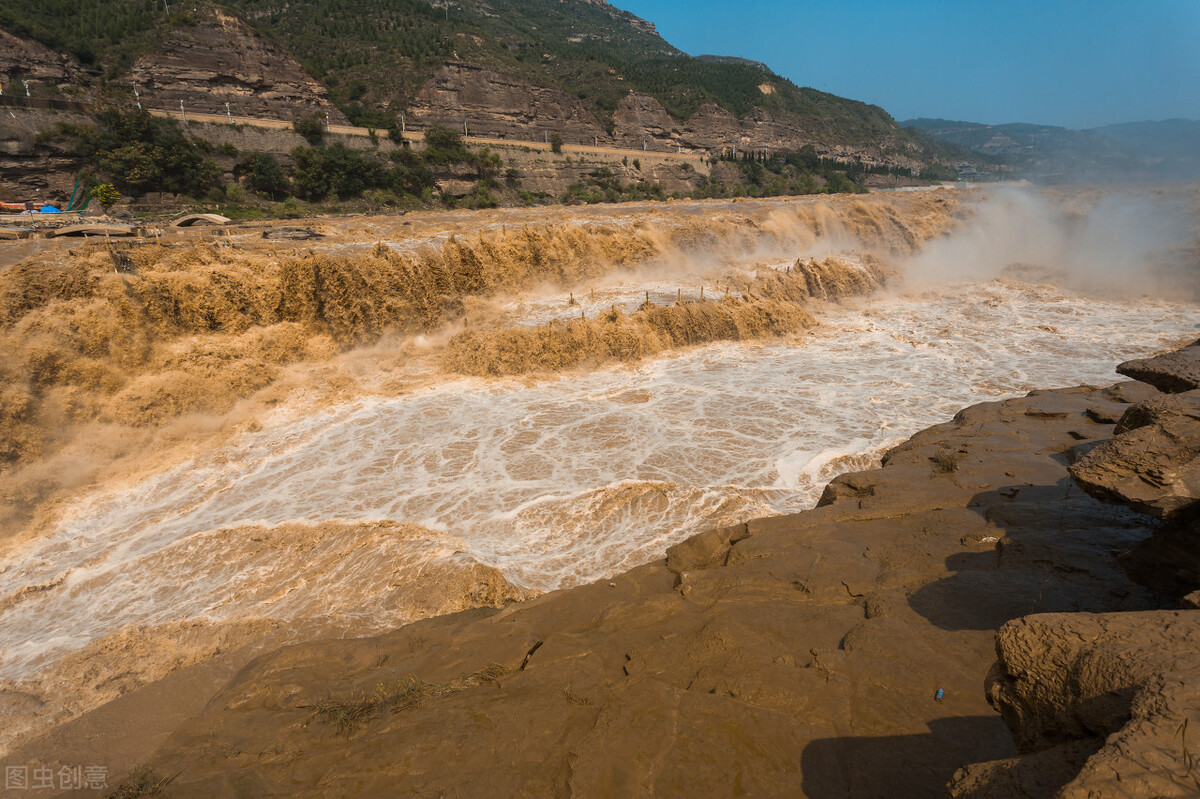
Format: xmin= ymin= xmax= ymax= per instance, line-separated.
xmin=33 ymin=110 xmax=928 ymax=220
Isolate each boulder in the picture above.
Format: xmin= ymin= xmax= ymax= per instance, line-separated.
xmin=952 ymin=611 xmax=1200 ymax=799
xmin=435 ymin=178 xmax=477 ymax=198
xmin=1069 ymin=391 xmax=1200 ymax=519
xmin=1113 ymin=389 xmax=1200 ymax=435
xmin=1117 ymin=339 xmax=1200 ymax=394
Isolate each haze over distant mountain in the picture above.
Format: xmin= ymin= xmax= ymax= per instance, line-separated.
xmin=905 ymin=117 xmax=1200 ymax=183
xmin=1093 ymin=119 xmax=1200 ymax=167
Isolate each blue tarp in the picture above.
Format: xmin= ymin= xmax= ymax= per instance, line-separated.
xmin=39 ymin=205 xmax=61 ymax=214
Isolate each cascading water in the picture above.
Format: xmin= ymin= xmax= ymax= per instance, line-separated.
xmin=0 ymin=188 xmax=1195 ymax=753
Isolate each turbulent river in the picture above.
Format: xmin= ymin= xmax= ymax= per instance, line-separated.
xmin=2 ymin=278 xmax=1197 ymax=694
xmin=1 ymin=187 xmax=1198 ymax=753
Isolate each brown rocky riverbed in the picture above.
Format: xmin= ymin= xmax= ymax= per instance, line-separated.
xmin=2 ymin=188 xmax=1198 ymax=796
xmin=9 ymin=339 xmax=1198 ymax=797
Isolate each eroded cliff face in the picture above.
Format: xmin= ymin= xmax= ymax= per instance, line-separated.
xmin=0 ymin=31 xmax=80 ymax=96
xmin=4 ymin=0 xmax=932 ymax=175
xmin=0 ymin=109 xmax=91 ymax=201
xmin=409 ymin=62 xmax=603 ymax=143
xmin=127 ymin=8 xmax=345 ymax=122
xmin=406 ymin=64 xmax=923 ymax=166
xmin=610 ymin=93 xmax=922 ymax=167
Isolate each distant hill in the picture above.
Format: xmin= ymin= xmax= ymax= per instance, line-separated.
xmin=904 ymin=117 xmax=1200 ymax=182
xmin=1093 ymin=119 xmax=1200 ymax=171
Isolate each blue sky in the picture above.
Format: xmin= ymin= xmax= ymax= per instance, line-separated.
xmin=616 ymin=0 xmax=1200 ymax=129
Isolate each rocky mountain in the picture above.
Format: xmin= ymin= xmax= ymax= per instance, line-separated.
xmin=0 ymin=29 xmax=79 ymax=92
xmin=127 ymin=7 xmax=346 ymax=122
xmin=0 ymin=0 xmax=954 ymax=168
xmin=905 ymin=117 xmax=1200 ymax=182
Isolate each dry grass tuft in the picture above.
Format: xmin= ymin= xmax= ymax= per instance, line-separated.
xmin=106 ymin=767 xmax=176 ymax=797
xmin=931 ymin=447 xmax=964 ymax=474
xmin=301 ymin=663 xmax=511 ymax=736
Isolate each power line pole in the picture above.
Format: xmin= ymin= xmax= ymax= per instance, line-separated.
xmin=179 ymin=99 xmax=186 ymax=125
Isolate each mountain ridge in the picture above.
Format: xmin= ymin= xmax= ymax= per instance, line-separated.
xmin=0 ymin=0 xmax=957 ymax=168
xmin=904 ymin=116 xmax=1200 ymax=182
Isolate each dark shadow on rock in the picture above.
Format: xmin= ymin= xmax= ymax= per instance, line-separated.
xmin=800 ymin=716 xmax=1014 ymax=799
xmin=947 ymin=737 xmax=1105 ymax=799
xmin=1118 ymin=515 xmax=1200 ymax=601
xmin=907 ymin=477 xmax=1163 ymax=631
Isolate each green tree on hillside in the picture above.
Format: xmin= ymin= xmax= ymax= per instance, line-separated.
xmin=291 ymin=143 xmax=387 ymax=200
xmin=90 ymin=183 xmax=122 ymax=209
xmin=424 ymin=123 xmax=463 ymax=152
xmin=293 ymin=114 xmax=326 ymax=145
xmin=73 ymin=109 xmax=222 ymax=195
xmin=387 ymin=147 xmax=437 ymax=196
xmin=235 ymin=152 xmax=289 ymax=198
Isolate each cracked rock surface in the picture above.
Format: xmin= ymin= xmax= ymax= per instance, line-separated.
xmin=955 ymin=340 xmax=1200 ymax=798
xmin=1116 ymin=338 xmax=1200 ymax=394
xmin=1069 ymin=388 xmax=1200 ymax=520
xmin=950 ymin=612 xmax=1200 ymax=799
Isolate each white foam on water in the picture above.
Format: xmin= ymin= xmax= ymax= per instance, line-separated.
xmin=774 ymin=436 xmax=890 ymax=492
xmin=1 ymin=279 xmax=1197 ymax=680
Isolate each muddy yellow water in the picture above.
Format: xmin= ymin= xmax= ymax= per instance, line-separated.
xmin=0 ymin=188 xmax=1196 ymax=752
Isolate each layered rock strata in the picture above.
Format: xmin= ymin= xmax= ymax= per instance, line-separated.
xmin=1116 ymin=339 xmax=1200 ymax=394
xmin=128 ymin=9 xmax=345 ymax=123
xmin=409 ymin=62 xmax=603 ymax=144
xmin=1070 ymin=389 xmax=1200 ymax=520
xmin=409 ymin=63 xmax=923 ymax=167
xmin=0 ymin=31 xmax=80 ymax=96
xmin=1070 ymin=340 xmax=1200 ymax=601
